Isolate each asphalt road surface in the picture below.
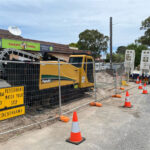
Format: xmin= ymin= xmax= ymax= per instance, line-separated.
xmin=0 ymin=84 xmax=150 ymax=150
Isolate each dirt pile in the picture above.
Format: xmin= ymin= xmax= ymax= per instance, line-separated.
xmin=96 ymin=71 xmax=114 ymax=84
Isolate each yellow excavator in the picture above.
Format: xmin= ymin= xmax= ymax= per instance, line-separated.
xmin=1 ymin=52 xmax=94 ymax=106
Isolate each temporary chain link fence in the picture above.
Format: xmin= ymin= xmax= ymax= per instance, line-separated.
xmin=0 ymin=60 xmax=127 ymax=141
xmin=114 ymin=63 xmax=126 ymax=94
xmin=95 ymin=68 xmax=115 ymax=100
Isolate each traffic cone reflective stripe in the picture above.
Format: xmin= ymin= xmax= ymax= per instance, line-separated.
xmin=125 ymin=97 xmax=129 ymax=102
xmin=66 ymin=112 xmax=85 ymax=145
xmin=71 ymin=122 xmax=80 ymax=133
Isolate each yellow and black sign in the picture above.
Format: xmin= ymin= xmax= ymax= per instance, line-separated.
xmin=0 ymin=86 xmax=24 ymax=109
xmin=0 ymin=106 xmax=25 ymax=121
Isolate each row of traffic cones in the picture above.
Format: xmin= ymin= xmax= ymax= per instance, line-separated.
xmin=123 ymin=87 xmax=148 ymax=107
xmin=67 ymin=91 xmax=133 ymax=145
xmin=124 ymin=77 xmax=149 ymax=108
xmin=67 ymin=92 xmax=135 ymax=145
xmin=138 ymin=80 xmax=148 ymax=94
xmin=66 ymin=77 xmax=148 ymax=145
xmin=67 ymin=91 xmax=136 ymax=145
xmin=136 ymin=76 xmax=149 ymax=85
xmin=123 ymin=81 xmax=148 ymax=108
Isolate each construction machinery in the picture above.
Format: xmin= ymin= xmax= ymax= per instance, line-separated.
xmin=0 ymin=37 xmax=94 ymax=120
xmin=0 ymin=38 xmax=95 ymax=120
xmin=0 ymin=48 xmax=94 ymax=107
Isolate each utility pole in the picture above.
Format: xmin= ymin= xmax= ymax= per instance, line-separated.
xmin=110 ymin=17 xmax=113 ymax=69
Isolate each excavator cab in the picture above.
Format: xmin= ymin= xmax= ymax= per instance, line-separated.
xmin=69 ymin=54 xmax=94 ymax=88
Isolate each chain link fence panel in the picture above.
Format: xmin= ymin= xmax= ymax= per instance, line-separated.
xmin=0 ymin=60 xmax=97 ymax=141
xmin=0 ymin=60 xmax=129 ymax=142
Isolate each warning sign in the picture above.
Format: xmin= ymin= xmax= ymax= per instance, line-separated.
xmin=0 ymin=86 xmax=24 ymax=109
xmin=0 ymin=106 xmax=25 ymax=121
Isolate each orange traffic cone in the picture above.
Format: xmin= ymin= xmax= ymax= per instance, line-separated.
xmin=124 ymin=91 xmax=132 ymax=108
xmin=142 ymin=83 xmax=148 ymax=94
xmin=138 ymin=80 xmax=143 ymax=89
xmin=136 ymin=76 xmax=139 ymax=84
xmin=66 ymin=112 xmax=85 ymax=145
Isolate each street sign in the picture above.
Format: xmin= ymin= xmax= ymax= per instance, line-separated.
xmin=0 ymin=86 xmax=24 ymax=109
xmin=0 ymin=106 xmax=25 ymax=121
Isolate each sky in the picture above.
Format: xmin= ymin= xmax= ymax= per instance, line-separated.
xmin=0 ymin=0 xmax=149 ymax=51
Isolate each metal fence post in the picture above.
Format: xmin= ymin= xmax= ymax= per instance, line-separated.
xmin=94 ymin=61 xmax=97 ymax=102
xmin=116 ymin=69 xmax=118 ymax=94
xmin=58 ymin=59 xmax=62 ymax=116
xmin=114 ymin=69 xmax=117 ymax=95
xmin=120 ymin=72 xmax=122 ymax=88
xmin=120 ymin=63 xmax=124 ymax=88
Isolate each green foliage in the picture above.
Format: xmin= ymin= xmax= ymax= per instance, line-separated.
xmin=106 ymin=43 xmax=147 ymax=65
xmin=140 ymin=16 xmax=150 ymax=30
xmin=138 ymin=16 xmax=150 ymax=46
xmin=105 ymin=45 xmax=126 ymax=63
xmin=105 ymin=53 xmax=124 ymax=63
xmin=126 ymin=43 xmax=148 ymax=66
xmin=69 ymin=43 xmax=78 ymax=48
xmin=77 ymin=29 xmax=109 ymax=58
xmin=116 ymin=46 xmax=126 ymax=55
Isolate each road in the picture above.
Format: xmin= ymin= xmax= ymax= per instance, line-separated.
xmin=0 ymin=84 xmax=150 ymax=150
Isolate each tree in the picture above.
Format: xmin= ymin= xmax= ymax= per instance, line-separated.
xmin=126 ymin=43 xmax=147 ymax=66
xmin=138 ymin=16 xmax=150 ymax=46
xmin=105 ymin=53 xmax=124 ymax=63
xmin=105 ymin=46 xmax=126 ymax=63
xmin=116 ymin=46 xmax=126 ymax=55
xmin=78 ymin=29 xmax=109 ymax=58
xmin=69 ymin=43 xmax=78 ymax=48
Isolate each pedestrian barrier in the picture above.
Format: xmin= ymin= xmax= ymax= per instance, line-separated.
xmin=0 ymin=61 xmax=129 ymax=141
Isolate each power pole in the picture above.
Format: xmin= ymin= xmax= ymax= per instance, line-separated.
xmin=110 ymin=17 xmax=113 ymax=69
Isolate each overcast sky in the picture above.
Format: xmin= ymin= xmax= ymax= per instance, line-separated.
xmin=0 ymin=0 xmax=149 ymax=51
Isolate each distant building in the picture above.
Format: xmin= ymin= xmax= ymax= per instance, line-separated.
xmin=0 ymin=29 xmax=91 ymax=62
